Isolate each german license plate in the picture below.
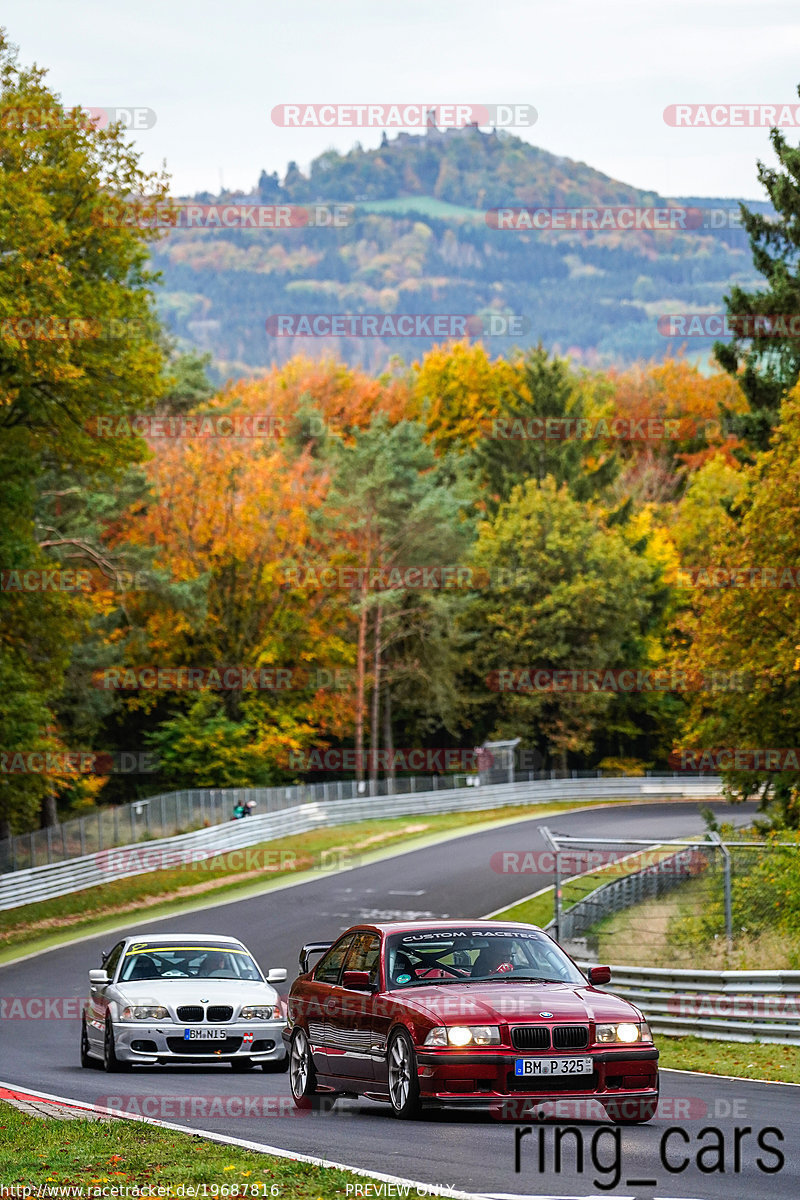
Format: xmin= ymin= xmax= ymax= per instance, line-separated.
xmin=184 ymin=1028 xmax=227 ymax=1040
xmin=514 ymin=1057 xmax=593 ymax=1076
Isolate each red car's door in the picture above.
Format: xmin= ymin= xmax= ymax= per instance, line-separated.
xmin=301 ymin=934 xmax=355 ymax=1076
xmin=325 ymin=931 xmax=382 ymax=1080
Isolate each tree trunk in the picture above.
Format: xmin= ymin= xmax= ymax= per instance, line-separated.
xmin=369 ymin=601 xmax=383 ymax=788
xmin=354 ymin=577 xmax=369 ymax=788
xmin=354 ymin=521 xmax=372 ymax=790
xmin=383 ymin=683 xmax=394 ymax=792
xmin=40 ymin=791 xmax=58 ymax=828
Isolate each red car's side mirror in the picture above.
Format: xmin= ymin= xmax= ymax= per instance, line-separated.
xmin=342 ymin=970 xmax=374 ymax=991
xmin=588 ymin=965 xmax=611 ymax=986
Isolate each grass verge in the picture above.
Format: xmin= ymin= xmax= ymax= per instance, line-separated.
xmin=0 ymin=1100 xmax=387 ymax=1196
xmin=657 ymin=1036 xmax=800 ymax=1084
xmin=0 ymin=800 xmax=627 ymax=964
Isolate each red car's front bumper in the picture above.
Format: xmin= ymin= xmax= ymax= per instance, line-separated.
xmin=415 ymin=1046 xmax=658 ymax=1109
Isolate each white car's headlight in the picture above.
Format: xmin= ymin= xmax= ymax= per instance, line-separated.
xmin=121 ymin=1006 xmax=168 ymax=1020
xmin=595 ymin=1020 xmax=650 ymax=1044
xmin=424 ymin=1025 xmax=500 ymax=1047
xmin=240 ymin=1005 xmax=278 ymax=1020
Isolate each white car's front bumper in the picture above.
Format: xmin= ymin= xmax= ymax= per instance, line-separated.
xmin=113 ymin=1019 xmax=287 ymax=1064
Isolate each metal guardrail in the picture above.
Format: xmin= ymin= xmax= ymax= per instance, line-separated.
xmin=579 ymin=962 xmax=800 ymax=1045
xmin=0 ymin=767 xmax=724 ymax=874
xmin=0 ymin=775 xmax=722 ymax=911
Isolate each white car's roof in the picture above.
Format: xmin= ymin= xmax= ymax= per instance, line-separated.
xmin=123 ymin=933 xmax=247 ymax=945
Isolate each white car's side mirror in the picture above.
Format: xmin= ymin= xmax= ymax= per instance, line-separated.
xmin=89 ymin=969 xmax=109 ymax=985
xmin=266 ymin=968 xmax=288 ymax=984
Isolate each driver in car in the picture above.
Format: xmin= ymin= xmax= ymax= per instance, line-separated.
xmin=203 ymin=951 xmax=232 ymax=978
xmin=472 ymin=941 xmax=515 ymax=976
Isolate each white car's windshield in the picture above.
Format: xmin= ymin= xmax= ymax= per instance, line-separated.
xmin=119 ymin=944 xmax=262 ymax=982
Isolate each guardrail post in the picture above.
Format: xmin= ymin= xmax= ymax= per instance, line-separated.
xmin=541 ymin=826 xmax=560 ymax=941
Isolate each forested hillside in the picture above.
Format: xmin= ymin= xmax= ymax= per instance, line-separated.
xmin=151 ymin=126 xmax=770 ymax=374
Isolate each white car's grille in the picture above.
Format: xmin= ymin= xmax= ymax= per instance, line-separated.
xmin=175 ymin=1004 xmax=235 ymax=1023
xmin=176 ymin=1005 xmax=204 ymax=1022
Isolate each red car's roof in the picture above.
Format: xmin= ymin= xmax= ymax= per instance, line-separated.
xmin=349 ymin=920 xmax=544 ymax=934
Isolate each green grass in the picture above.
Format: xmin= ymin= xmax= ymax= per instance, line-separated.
xmin=357 ymin=196 xmax=484 ymax=221
xmin=658 ymin=1036 xmax=800 ymax=1084
xmin=0 ymin=800 xmax=627 ymax=964
xmin=0 ymin=1100 xmax=387 ymax=1195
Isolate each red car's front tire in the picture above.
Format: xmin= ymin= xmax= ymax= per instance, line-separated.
xmin=289 ymin=1029 xmax=322 ymax=1110
xmin=387 ymin=1029 xmax=422 ymax=1120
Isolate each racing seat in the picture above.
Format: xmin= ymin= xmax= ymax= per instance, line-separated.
xmin=127 ymin=955 xmax=160 ymax=980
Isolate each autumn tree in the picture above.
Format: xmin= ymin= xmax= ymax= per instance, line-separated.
xmin=319 ymin=416 xmax=476 ymax=785
xmin=679 ymin=384 xmax=800 ymax=825
xmin=0 ymin=31 xmax=169 ymax=834
xmin=465 ymin=479 xmax=658 ymax=770
xmin=715 ymin=97 xmax=800 ymax=449
xmin=473 ymin=345 xmax=620 ymax=511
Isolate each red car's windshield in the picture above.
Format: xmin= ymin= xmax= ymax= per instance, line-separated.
xmin=385 ymin=928 xmax=585 ymax=988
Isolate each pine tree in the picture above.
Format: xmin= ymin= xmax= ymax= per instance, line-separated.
xmin=715 ymin=100 xmax=800 ymax=450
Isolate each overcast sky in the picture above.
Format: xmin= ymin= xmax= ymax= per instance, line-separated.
xmin=4 ymin=0 xmax=800 ymax=200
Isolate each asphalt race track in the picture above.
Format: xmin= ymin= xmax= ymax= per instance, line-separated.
xmin=3 ymin=800 xmax=797 ymax=1199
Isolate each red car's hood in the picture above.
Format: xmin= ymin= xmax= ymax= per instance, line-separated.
xmin=396 ymin=982 xmax=639 ymax=1025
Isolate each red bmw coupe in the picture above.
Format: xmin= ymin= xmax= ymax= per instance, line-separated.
xmin=283 ymin=920 xmax=658 ymax=1121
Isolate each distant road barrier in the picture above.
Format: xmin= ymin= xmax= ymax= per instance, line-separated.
xmin=0 ymin=775 xmax=721 ymax=911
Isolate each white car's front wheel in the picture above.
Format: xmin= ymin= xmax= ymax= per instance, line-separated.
xmin=103 ymin=1017 xmax=129 ymax=1073
xmin=80 ymin=1017 xmax=94 ymax=1068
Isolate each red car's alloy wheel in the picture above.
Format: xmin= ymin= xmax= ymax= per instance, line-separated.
xmin=387 ymin=1030 xmax=422 ymax=1119
xmin=289 ymin=1028 xmax=319 ymax=1109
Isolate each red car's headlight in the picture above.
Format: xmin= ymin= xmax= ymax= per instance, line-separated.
xmin=595 ymin=1020 xmax=651 ymax=1044
xmin=424 ymin=1025 xmax=501 ymax=1047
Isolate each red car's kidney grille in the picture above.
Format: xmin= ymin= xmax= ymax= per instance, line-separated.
xmin=552 ymin=1024 xmax=589 ymax=1048
xmin=510 ymin=1025 xmax=550 ymax=1050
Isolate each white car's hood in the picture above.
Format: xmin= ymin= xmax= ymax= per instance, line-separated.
xmin=116 ymin=978 xmax=280 ymax=1009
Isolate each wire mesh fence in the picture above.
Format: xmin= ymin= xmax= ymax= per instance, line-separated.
xmin=0 ymin=767 xmax=718 ymax=875
xmin=543 ymin=831 xmax=800 ymax=971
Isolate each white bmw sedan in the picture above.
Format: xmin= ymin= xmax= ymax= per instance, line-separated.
xmin=81 ymin=932 xmax=288 ymax=1072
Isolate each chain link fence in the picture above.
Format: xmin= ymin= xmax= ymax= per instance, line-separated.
xmin=542 ymin=831 xmax=800 ymax=971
